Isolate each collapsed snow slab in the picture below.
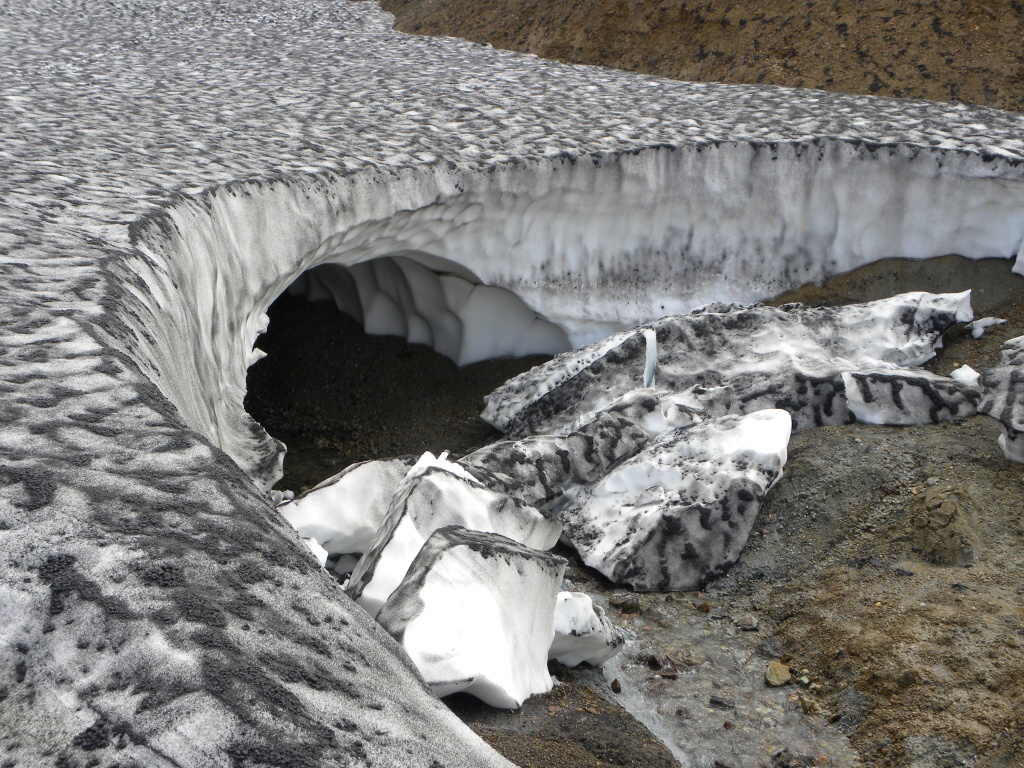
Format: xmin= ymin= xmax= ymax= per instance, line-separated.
xmin=561 ymin=410 xmax=792 ymax=591
xmin=376 ymin=526 xmax=567 ymax=709
xmin=459 ymin=412 xmax=650 ymax=510
xmin=279 ymin=456 xmax=416 ymax=557
xmin=979 ymin=335 xmax=1024 ymax=463
xmin=484 ymin=292 xmax=973 ymax=438
xmin=842 ymin=370 xmax=980 ymax=425
xmin=346 ymin=453 xmax=562 ymax=617
xmin=549 ymin=592 xmax=626 ymax=668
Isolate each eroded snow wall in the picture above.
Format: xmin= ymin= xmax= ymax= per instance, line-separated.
xmin=117 ymin=143 xmax=1024 ymax=489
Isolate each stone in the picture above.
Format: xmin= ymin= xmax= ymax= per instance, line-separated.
xmin=766 ymin=660 xmax=793 ymax=686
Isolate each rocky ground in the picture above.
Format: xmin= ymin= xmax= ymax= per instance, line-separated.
xmin=248 ymin=3 xmax=1024 ymax=765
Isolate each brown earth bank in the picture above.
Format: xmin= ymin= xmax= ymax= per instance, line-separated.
xmin=374 ymin=0 xmax=1024 ymax=113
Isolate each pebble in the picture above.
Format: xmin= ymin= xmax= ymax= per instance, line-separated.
xmin=765 ymin=660 xmax=793 ymax=687
xmin=735 ymin=615 xmax=759 ymax=631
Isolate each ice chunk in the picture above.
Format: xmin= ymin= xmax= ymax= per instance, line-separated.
xmin=346 ymin=453 xmax=562 ymax=617
xmin=487 ymin=292 xmax=973 ymax=438
xmin=459 ymin=412 xmax=649 ymax=510
xmin=560 ymin=410 xmax=792 ymax=591
xmin=966 ymin=316 xmax=1006 ymax=339
xmin=377 ymin=526 xmax=566 ymax=709
xmin=279 ymin=457 xmax=416 ymax=557
xmin=303 ymin=537 xmax=329 ymax=568
xmin=549 ymin=592 xmax=625 ymax=668
xmin=842 ymin=370 xmax=979 ymax=425
xmin=949 ymin=365 xmax=981 ymax=388
xmin=979 ymin=335 xmax=1024 ymax=464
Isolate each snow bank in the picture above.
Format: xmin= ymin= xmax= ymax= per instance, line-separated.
xmin=124 ymin=145 xmax=1024 ymax=489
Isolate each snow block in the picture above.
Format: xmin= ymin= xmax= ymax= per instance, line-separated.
xmin=377 ymin=526 xmax=567 ymax=709
xmin=459 ymin=412 xmax=650 ymax=510
xmin=560 ymin=410 xmax=792 ymax=591
xmin=486 ymin=292 xmax=973 ymax=439
xmin=346 ymin=453 xmax=562 ymax=617
xmin=279 ymin=456 xmax=416 ymax=557
xmin=979 ymin=335 xmax=1024 ymax=464
xmin=549 ymin=592 xmax=626 ymax=668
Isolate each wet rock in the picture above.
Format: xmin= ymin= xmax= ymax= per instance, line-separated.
xmin=735 ymin=614 xmax=759 ymax=631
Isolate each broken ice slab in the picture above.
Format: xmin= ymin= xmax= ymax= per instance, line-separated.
xmin=484 ymin=291 xmax=973 ymax=438
xmin=459 ymin=412 xmax=649 ymax=510
xmin=549 ymin=591 xmax=626 ymax=668
xmin=346 ymin=452 xmax=562 ymax=617
xmin=376 ymin=526 xmax=566 ymax=709
xmin=279 ymin=456 xmax=416 ymax=557
xmin=979 ymin=334 xmax=1024 ymax=463
xmin=561 ymin=409 xmax=792 ymax=591
xmin=842 ymin=369 xmax=979 ymax=425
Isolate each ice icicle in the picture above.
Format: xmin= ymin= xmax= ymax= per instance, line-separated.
xmin=376 ymin=526 xmax=566 ymax=709
xmin=643 ymin=327 xmax=658 ymax=388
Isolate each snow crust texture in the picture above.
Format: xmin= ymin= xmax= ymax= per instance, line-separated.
xmin=4 ymin=0 xmax=1024 ymax=763
xmin=979 ymin=336 xmax=1024 ymax=462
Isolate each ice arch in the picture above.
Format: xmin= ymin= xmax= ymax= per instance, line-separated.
xmin=112 ymin=142 xmax=1024 ymax=491
xmin=286 ymin=254 xmax=571 ymax=366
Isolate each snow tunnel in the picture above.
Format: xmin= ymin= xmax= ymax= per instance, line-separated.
xmin=283 ymin=253 xmax=570 ymax=366
xmin=112 ymin=142 xmax=1024 ymax=493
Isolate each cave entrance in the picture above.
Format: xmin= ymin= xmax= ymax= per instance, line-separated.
xmin=244 ymin=254 xmax=567 ymax=492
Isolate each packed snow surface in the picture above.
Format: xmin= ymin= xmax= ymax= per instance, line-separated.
xmin=5 ymin=0 xmax=1024 ymax=763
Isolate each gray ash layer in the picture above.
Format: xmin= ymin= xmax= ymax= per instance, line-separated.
xmin=3 ymin=0 xmax=1024 ymax=766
